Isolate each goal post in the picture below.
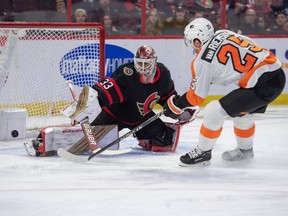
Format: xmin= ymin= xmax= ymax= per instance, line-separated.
xmin=0 ymin=22 xmax=105 ymax=130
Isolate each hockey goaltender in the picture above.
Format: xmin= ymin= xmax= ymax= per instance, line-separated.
xmin=24 ymin=45 xmax=198 ymax=157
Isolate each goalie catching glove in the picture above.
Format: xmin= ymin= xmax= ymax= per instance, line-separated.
xmin=61 ymin=85 xmax=101 ymax=125
xmin=163 ymin=94 xmax=200 ymax=125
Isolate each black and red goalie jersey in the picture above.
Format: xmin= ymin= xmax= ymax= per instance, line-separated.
xmin=93 ymin=61 xmax=176 ymax=126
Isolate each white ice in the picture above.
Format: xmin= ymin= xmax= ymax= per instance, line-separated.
xmin=1 ymin=106 xmax=288 ymax=216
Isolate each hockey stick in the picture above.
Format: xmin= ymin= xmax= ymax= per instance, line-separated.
xmin=88 ymin=110 xmax=164 ymax=160
xmin=57 ymin=110 xmax=164 ymax=163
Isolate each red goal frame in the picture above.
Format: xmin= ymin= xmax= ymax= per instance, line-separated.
xmin=0 ymin=22 xmax=105 ymax=80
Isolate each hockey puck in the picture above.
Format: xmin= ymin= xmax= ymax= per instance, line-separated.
xmin=11 ymin=130 xmax=19 ymax=138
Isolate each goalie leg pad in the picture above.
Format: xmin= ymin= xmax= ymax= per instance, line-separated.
xmin=87 ymin=124 xmax=119 ymax=152
xmin=138 ymin=139 xmax=153 ymax=150
xmin=165 ymin=122 xmax=182 ymax=152
xmin=24 ymin=125 xmax=119 ymax=157
xmin=150 ymin=122 xmax=182 ymax=152
xmin=68 ymin=124 xmax=119 ymax=153
xmin=138 ymin=123 xmax=182 ymax=152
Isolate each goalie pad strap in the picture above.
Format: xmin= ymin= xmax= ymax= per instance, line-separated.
xmin=81 ymin=121 xmax=99 ymax=150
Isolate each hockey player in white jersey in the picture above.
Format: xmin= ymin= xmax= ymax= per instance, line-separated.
xmin=163 ymin=18 xmax=286 ymax=166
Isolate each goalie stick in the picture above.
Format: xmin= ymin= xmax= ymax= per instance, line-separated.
xmin=57 ymin=110 xmax=164 ymax=163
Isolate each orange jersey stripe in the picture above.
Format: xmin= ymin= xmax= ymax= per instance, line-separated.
xmin=234 ymin=124 xmax=255 ymax=138
xmin=191 ymin=54 xmax=197 ymax=79
xmin=190 ymin=50 xmax=202 ymax=79
xmin=186 ymin=90 xmax=205 ymax=106
xmin=187 ymin=53 xmax=205 ymax=106
xmin=238 ymin=50 xmax=277 ymax=88
xmin=200 ymin=124 xmax=223 ymax=139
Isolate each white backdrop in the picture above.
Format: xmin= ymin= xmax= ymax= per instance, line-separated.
xmin=1 ymin=37 xmax=287 ymax=104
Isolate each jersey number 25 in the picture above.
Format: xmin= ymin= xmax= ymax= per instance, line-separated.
xmin=217 ymin=36 xmax=262 ymax=73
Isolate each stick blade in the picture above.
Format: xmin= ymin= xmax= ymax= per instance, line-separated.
xmin=96 ymin=148 xmax=132 ymax=155
xmin=57 ymin=148 xmax=132 ymax=163
xmin=57 ymin=148 xmax=88 ymax=164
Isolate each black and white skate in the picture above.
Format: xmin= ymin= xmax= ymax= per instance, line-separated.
xmin=179 ymin=147 xmax=211 ymax=167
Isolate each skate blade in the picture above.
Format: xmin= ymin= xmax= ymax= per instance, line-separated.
xmin=178 ymin=160 xmax=211 ymax=167
xmin=222 ymin=157 xmax=254 ymax=162
xmin=23 ymin=142 xmax=36 ymax=157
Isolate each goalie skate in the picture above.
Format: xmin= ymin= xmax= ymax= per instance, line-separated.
xmin=24 ymin=141 xmax=37 ymax=157
xmin=222 ymin=148 xmax=254 ymax=161
xmin=24 ymin=138 xmax=44 ymax=157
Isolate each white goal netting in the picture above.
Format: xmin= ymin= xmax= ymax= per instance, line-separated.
xmin=0 ymin=23 xmax=105 ymax=130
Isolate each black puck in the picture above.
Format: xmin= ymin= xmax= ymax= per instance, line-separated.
xmin=11 ymin=130 xmax=19 ymax=138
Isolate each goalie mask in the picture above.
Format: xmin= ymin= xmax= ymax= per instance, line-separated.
xmin=134 ymin=45 xmax=157 ymax=84
xmin=184 ymin=18 xmax=214 ymax=50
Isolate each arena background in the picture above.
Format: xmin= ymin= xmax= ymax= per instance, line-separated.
xmin=105 ymin=37 xmax=288 ymax=106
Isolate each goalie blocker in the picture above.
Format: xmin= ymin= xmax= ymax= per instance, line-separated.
xmin=24 ymin=122 xmax=182 ymax=157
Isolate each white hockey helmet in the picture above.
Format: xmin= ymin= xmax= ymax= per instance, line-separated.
xmin=134 ymin=45 xmax=157 ymax=84
xmin=184 ymin=18 xmax=214 ymax=50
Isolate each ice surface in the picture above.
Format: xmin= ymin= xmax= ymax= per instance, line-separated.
xmin=0 ymin=106 xmax=288 ymax=216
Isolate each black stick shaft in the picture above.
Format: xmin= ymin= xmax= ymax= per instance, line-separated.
xmin=88 ymin=111 xmax=164 ymax=160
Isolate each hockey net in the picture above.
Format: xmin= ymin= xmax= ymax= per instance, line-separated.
xmin=0 ymin=22 xmax=105 ymax=130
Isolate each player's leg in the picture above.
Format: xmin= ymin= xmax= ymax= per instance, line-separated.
xmin=222 ymin=114 xmax=255 ymax=161
xmin=179 ymin=100 xmax=227 ymax=166
xmin=91 ymin=110 xmax=126 ymax=129
xmin=179 ymin=89 xmax=265 ymax=166
xmin=179 ymin=68 xmax=286 ymax=166
xmin=135 ymin=114 xmax=181 ymax=152
xmin=220 ymin=88 xmax=268 ymax=161
xmin=136 ymin=118 xmax=174 ymax=152
xmin=93 ymin=110 xmax=181 ymax=152
xmin=221 ymin=68 xmax=285 ymax=161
